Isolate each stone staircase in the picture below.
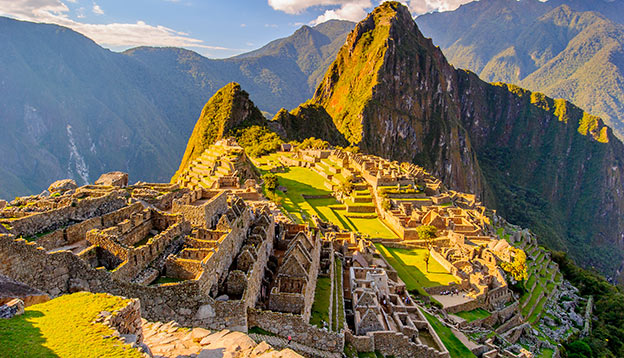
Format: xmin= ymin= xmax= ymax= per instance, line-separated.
xmin=248 ymin=333 xmax=342 ymax=358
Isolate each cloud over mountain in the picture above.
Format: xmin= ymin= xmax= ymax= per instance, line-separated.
xmin=0 ymin=0 xmax=228 ymax=51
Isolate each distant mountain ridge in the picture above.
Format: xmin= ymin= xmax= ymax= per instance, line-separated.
xmin=416 ymin=0 xmax=624 ymax=138
xmin=0 ymin=16 xmax=353 ymax=199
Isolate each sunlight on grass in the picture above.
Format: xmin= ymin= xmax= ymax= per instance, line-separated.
xmin=0 ymin=292 xmax=142 ymax=358
xmin=422 ymin=310 xmax=475 ymax=358
xmin=455 ymin=308 xmax=491 ymax=323
xmin=375 ymin=244 xmax=458 ymax=290
xmin=264 ymin=164 xmax=397 ymax=238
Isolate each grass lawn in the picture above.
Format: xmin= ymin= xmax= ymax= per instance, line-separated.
xmin=422 ymin=310 xmax=475 ymax=358
xmin=151 ymin=276 xmax=183 ymax=285
xmin=333 ymin=258 xmax=344 ymax=331
xmin=309 ymin=277 xmax=331 ymax=328
xmin=248 ymin=326 xmax=277 ymax=336
xmin=374 ymin=244 xmax=458 ymax=292
xmin=263 ymin=164 xmax=398 ymax=239
xmin=0 ymin=292 xmax=143 ymax=358
xmin=455 ymin=308 xmax=491 ymax=323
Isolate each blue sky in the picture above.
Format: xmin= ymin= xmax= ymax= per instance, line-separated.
xmin=0 ymin=0 xmax=474 ymax=58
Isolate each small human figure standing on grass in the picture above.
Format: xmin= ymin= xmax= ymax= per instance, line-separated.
xmin=287 ymin=336 xmax=292 ymax=345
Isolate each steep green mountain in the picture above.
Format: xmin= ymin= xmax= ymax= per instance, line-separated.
xmin=172 ymin=82 xmax=264 ymax=181
xmin=270 ymin=103 xmax=348 ymax=145
xmin=0 ymin=17 xmax=353 ymax=200
xmin=304 ymin=1 xmax=624 ymax=278
xmin=416 ymin=0 xmax=624 ymax=138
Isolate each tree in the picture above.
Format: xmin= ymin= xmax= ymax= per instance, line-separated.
xmin=417 ymin=225 xmax=437 ymax=272
xmin=262 ymin=173 xmax=278 ymax=192
xmin=501 ymin=248 xmax=529 ymax=282
xmin=338 ymin=176 xmax=354 ymax=195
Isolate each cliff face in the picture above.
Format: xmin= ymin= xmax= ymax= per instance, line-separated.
xmin=309 ymin=2 xmax=624 ymax=276
xmin=172 ymin=82 xmax=264 ymax=182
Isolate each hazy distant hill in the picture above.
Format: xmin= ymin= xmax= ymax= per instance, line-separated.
xmin=0 ymin=17 xmax=353 ymax=199
xmin=550 ymin=0 xmax=624 ymax=25
xmin=126 ymin=20 xmax=354 ymax=115
xmin=417 ymin=0 xmax=624 ymax=138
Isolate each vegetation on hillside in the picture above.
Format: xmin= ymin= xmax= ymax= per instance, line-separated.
xmin=417 ymin=2 xmax=624 ymax=139
xmin=552 ymin=251 xmax=624 ymax=357
xmin=313 ymin=3 xmax=398 ymax=144
xmin=172 ymin=82 xmax=265 ymax=182
xmin=235 ymin=126 xmax=282 ymax=157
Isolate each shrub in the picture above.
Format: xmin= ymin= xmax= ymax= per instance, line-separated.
xmin=235 ymin=126 xmax=282 ymax=157
xmin=262 ymin=173 xmax=278 ymax=192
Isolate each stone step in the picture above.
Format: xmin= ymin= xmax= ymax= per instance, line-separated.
xmin=248 ymin=333 xmax=341 ymax=358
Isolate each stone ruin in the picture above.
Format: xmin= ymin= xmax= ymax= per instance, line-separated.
xmin=327 ymin=232 xmax=450 ymax=358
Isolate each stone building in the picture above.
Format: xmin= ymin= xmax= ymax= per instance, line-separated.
xmin=268 ymin=224 xmax=321 ymax=321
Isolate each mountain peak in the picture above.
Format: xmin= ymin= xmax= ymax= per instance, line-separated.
xmin=172 ymin=82 xmax=264 ymax=182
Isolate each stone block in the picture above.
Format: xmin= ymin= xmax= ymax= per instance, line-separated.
xmin=96 ymin=172 xmax=129 ymax=187
xmin=48 ymin=179 xmax=78 ymax=193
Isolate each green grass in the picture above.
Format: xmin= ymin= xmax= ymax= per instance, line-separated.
xmin=309 ymin=277 xmax=331 ymax=328
xmin=374 ymin=244 xmax=458 ymax=291
xmin=422 ymin=310 xmax=475 ymax=358
xmin=455 ymin=308 xmax=491 ymax=323
xmin=262 ymin=165 xmax=397 ymax=239
xmin=132 ymin=233 xmax=154 ymax=248
xmin=538 ymin=348 xmax=554 ymax=358
xmin=0 ymin=292 xmax=143 ymax=358
xmin=151 ymin=276 xmax=183 ymax=285
xmin=248 ymin=326 xmax=277 ymax=336
xmin=333 ymin=258 xmax=344 ymax=331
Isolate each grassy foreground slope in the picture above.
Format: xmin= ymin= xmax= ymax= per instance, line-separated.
xmin=0 ymin=292 xmax=142 ymax=358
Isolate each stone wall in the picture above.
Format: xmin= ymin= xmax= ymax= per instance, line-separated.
xmin=248 ymin=308 xmax=344 ymax=353
xmin=165 ymin=257 xmax=203 ymax=280
xmin=104 ymin=296 xmax=144 ymax=342
xmin=197 ymin=209 xmax=252 ymax=297
xmin=372 ymin=331 xmax=449 ymax=358
xmin=110 ymin=221 xmax=191 ymax=281
xmin=172 ymin=190 xmax=227 ymax=228
xmin=345 ymin=329 xmax=375 ymax=352
xmin=35 ymin=203 xmax=145 ymax=251
xmin=1 ymin=191 xmax=127 ymax=238
xmin=459 ymin=301 xmax=519 ymax=329
xmin=0 ymin=207 xmax=253 ymax=331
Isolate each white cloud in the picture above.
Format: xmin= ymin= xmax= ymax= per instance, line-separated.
xmin=405 ymin=0 xmax=472 ymax=14
xmin=268 ymin=0 xmax=475 ymax=23
xmin=0 ymin=0 xmax=232 ymax=52
xmin=313 ymin=0 xmax=371 ymax=24
xmin=92 ymin=3 xmax=103 ymax=15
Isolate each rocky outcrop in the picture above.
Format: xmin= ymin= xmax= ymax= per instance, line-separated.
xmin=95 ymin=172 xmax=129 ymax=187
xmin=270 ymin=104 xmax=348 ymax=145
xmin=307 ymin=1 xmax=624 ymax=276
xmin=48 ymin=179 xmax=78 ymax=193
xmin=0 ymin=274 xmax=50 ymax=307
xmin=141 ymin=321 xmax=304 ymax=358
xmin=172 ymin=83 xmax=265 ymax=182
